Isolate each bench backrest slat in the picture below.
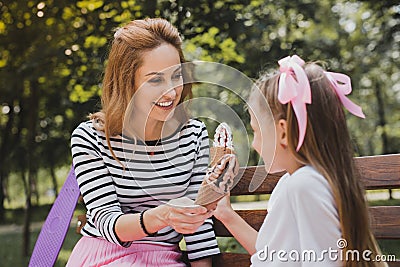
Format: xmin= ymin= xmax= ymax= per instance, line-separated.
xmin=230 ymin=154 xmax=400 ymax=195
xmin=369 ymin=206 xmax=400 ymax=239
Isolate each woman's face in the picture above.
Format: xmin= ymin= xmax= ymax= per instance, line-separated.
xmin=134 ymin=43 xmax=184 ymax=123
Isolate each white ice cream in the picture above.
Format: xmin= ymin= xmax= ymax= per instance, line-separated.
xmin=213 ymin=122 xmax=234 ymax=149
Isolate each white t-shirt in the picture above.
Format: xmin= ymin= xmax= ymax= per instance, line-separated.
xmin=251 ymin=165 xmax=342 ymax=266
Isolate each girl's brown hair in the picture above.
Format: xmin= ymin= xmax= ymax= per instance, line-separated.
xmin=91 ymin=18 xmax=192 ymax=160
xmin=251 ymin=63 xmax=385 ymax=267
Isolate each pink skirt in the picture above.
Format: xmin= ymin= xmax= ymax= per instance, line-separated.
xmin=66 ymin=236 xmax=187 ymax=267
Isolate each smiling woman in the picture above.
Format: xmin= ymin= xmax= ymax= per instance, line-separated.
xmin=132 ymin=44 xmax=184 ymax=140
xmin=67 ymin=18 xmax=219 ymax=267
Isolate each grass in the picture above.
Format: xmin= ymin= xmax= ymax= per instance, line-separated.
xmin=369 ymin=198 xmax=400 ymax=206
xmin=378 ymin=240 xmax=400 ymax=259
xmin=0 ymin=226 xmax=80 ymax=267
xmin=0 ymin=203 xmax=85 ymax=267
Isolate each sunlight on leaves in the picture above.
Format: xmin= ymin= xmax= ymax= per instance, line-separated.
xmin=76 ymin=0 xmax=104 ymax=12
xmin=83 ymin=35 xmax=107 ymax=48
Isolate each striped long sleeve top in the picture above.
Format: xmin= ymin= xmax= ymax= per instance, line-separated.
xmin=71 ymin=119 xmax=220 ymax=261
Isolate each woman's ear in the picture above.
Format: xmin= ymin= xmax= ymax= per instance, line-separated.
xmin=277 ymin=119 xmax=288 ymax=149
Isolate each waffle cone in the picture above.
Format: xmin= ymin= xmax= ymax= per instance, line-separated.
xmin=194 ymin=180 xmax=226 ymax=207
xmin=195 ymin=152 xmax=239 ymax=209
xmin=210 ymin=147 xmax=234 ymax=166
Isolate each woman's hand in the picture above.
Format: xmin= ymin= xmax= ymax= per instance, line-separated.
xmin=147 ymin=204 xmax=213 ymax=234
xmin=165 ymin=205 xmax=214 ymax=234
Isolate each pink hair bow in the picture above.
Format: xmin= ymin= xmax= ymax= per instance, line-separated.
xmin=325 ymin=72 xmax=365 ymax=119
xmin=278 ymin=55 xmax=311 ymax=151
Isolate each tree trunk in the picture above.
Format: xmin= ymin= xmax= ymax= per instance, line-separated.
xmin=50 ymin=164 xmax=58 ymax=198
xmin=0 ymin=102 xmax=15 ymax=220
xmin=32 ymin=178 xmax=39 ymax=206
xmin=0 ymin=171 xmax=5 ymax=221
xmin=22 ymin=170 xmax=31 ymax=257
xmin=23 ymin=80 xmax=39 ymax=257
xmin=373 ymin=81 xmax=391 ymax=199
xmin=21 ymin=171 xmax=28 ymax=196
xmin=3 ymin=175 xmax=10 ymax=205
xmin=374 ymin=83 xmax=389 ymax=154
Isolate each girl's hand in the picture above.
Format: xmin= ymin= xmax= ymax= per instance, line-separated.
xmin=213 ymin=193 xmax=235 ymax=224
xmin=208 ymin=156 xmax=229 ymax=180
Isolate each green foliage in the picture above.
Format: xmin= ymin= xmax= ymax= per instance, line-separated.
xmin=184 ymin=27 xmax=245 ymax=63
xmin=217 ymin=237 xmax=247 ymax=254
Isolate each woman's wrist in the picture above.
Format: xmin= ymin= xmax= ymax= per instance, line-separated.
xmin=140 ymin=210 xmax=158 ymax=236
xmin=143 ymin=205 xmax=169 ymax=233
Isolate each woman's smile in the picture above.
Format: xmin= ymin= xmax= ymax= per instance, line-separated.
xmin=153 ymin=99 xmax=175 ymax=110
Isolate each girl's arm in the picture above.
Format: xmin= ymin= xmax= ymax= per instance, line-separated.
xmin=214 ymin=195 xmax=258 ymax=255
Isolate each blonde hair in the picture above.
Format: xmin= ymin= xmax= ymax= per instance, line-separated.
xmin=91 ymin=18 xmax=192 ymax=161
xmin=250 ymin=63 xmax=386 ymax=267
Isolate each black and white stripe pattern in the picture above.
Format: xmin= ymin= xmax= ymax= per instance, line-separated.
xmin=71 ymin=119 xmax=220 ymax=261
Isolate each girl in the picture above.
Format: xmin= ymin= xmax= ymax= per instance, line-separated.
xmin=214 ymin=55 xmax=386 ymax=266
xmin=67 ymin=18 xmax=219 ymax=267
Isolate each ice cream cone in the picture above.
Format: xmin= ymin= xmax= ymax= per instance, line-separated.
xmin=194 ymin=122 xmax=239 ymax=210
xmin=195 ymin=153 xmax=239 ymax=208
xmin=194 ymin=182 xmax=226 ymax=209
xmin=209 ymin=147 xmax=234 ymax=166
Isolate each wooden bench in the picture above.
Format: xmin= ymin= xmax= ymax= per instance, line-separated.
xmin=212 ymin=154 xmax=400 ymax=266
xmin=76 ymin=154 xmax=400 ymax=266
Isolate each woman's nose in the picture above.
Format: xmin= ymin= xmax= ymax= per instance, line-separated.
xmin=163 ymin=88 xmax=177 ymax=99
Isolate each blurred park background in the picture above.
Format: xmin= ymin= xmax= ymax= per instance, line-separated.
xmin=0 ymin=0 xmax=399 ymax=266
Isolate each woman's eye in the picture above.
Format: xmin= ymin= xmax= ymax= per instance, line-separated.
xmin=172 ymin=72 xmax=183 ymax=80
xmin=148 ymin=77 xmax=162 ymax=83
